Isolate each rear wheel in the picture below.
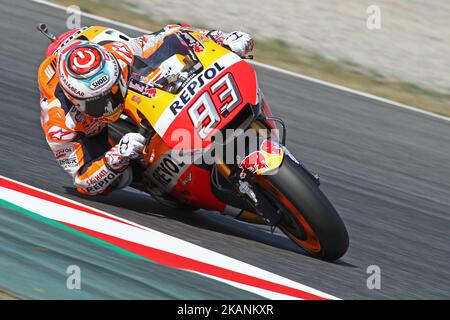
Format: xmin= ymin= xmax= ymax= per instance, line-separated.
xmin=256 ymin=156 xmax=349 ymax=261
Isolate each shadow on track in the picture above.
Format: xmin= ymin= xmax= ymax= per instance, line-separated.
xmin=64 ymin=186 xmax=357 ymax=267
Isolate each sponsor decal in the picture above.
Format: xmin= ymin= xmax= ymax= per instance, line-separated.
xmin=54 ymin=145 xmax=79 ymax=172
xmin=61 ymin=75 xmax=85 ymax=97
xmin=197 ymin=35 xmax=209 ymax=43
xmin=68 ymin=46 xmax=102 ymax=75
xmin=128 ymin=79 xmax=158 ymax=98
xmin=192 ymin=43 xmax=204 ymax=53
xmin=150 ymin=154 xmax=187 ymax=190
xmin=90 ymin=75 xmax=110 ymax=90
xmin=128 ymin=79 xmax=146 ymax=93
xmin=48 ymin=126 xmax=77 ymax=142
xmin=131 ymin=96 xmax=141 ymax=104
xmin=85 ymin=168 xmax=118 ymax=193
xmin=182 ymin=172 xmax=192 ymax=185
xmin=178 ymin=32 xmax=204 ymax=53
xmin=86 ymin=168 xmax=108 ymax=186
xmin=239 ymin=139 xmax=284 ymax=175
xmin=240 ymin=151 xmax=269 ymax=174
xmin=143 ymin=87 xmax=157 ymax=98
xmin=130 ymin=72 xmax=148 ymax=82
xmin=169 ymin=61 xmax=225 ymax=116
xmin=54 ymin=146 xmax=75 ymax=160
xmin=58 ymin=157 xmax=79 ymax=169
xmin=261 ymin=139 xmax=283 ymax=156
xmin=111 ymin=55 xmax=120 ymax=78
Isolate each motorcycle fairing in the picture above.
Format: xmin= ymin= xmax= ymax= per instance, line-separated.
xmin=124 ymin=32 xmax=258 ymax=149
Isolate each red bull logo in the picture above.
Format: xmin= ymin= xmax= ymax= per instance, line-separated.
xmin=144 ymin=87 xmax=158 ymax=98
xmin=261 ymin=139 xmax=283 ymax=156
xmin=193 ymin=44 xmax=204 ymax=53
xmin=240 ymin=151 xmax=269 ymax=174
xmin=239 ymin=139 xmax=284 ymax=175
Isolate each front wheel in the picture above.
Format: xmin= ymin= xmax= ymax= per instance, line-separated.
xmin=256 ymin=156 xmax=349 ymax=261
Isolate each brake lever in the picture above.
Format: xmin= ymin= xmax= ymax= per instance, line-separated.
xmin=36 ymin=23 xmax=57 ymax=42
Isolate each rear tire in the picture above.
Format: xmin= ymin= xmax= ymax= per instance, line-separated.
xmin=256 ymin=156 xmax=349 ymax=261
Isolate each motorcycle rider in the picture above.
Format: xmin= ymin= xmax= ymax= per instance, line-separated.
xmin=38 ymin=24 xmax=254 ymax=195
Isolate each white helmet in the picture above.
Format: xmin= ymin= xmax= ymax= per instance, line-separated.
xmin=57 ymin=40 xmax=128 ymax=122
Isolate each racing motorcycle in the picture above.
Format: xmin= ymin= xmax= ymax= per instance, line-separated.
xmin=38 ymin=24 xmax=349 ymax=261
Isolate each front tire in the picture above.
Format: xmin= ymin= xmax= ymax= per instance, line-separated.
xmin=256 ymin=156 xmax=349 ymax=261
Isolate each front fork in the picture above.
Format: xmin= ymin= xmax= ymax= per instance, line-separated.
xmin=213 ymin=119 xmax=320 ymax=228
xmin=215 ymin=162 xmax=282 ymax=228
xmin=251 ymin=118 xmax=320 ymax=186
xmin=213 ymin=119 xmax=283 ymax=227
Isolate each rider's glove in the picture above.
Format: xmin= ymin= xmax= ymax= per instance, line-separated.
xmin=118 ymin=133 xmax=146 ymax=159
xmin=223 ymin=31 xmax=254 ymax=57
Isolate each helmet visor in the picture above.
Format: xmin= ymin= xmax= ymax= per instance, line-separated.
xmin=78 ymin=81 xmax=126 ymax=119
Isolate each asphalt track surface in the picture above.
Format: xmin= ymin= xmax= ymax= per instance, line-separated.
xmin=1 ymin=0 xmax=449 ymax=299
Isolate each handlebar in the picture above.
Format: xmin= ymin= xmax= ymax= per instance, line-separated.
xmin=36 ymin=23 xmax=57 ymax=42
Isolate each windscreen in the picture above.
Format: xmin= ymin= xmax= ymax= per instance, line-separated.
xmin=130 ymin=33 xmax=203 ymax=94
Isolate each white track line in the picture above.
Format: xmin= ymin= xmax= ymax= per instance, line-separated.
xmin=32 ymin=0 xmax=149 ymax=33
xmin=31 ymin=0 xmax=450 ymax=123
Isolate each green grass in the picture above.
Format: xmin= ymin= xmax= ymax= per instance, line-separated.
xmin=50 ymin=0 xmax=450 ymax=117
